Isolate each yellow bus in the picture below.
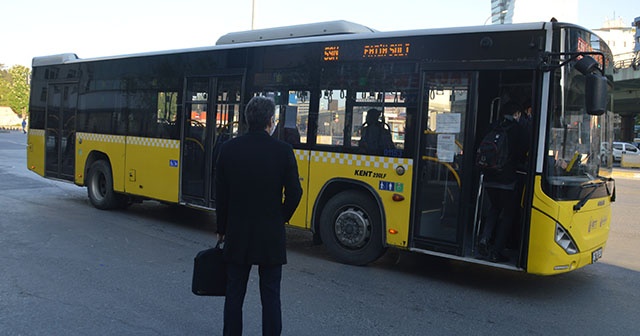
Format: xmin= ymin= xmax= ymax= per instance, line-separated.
xmin=27 ymin=20 xmax=615 ymax=275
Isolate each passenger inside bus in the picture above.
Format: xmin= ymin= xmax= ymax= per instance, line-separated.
xmin=272 ymin=125 xmax=301 ymax=145
xmin=285 ymin=127 xmax=301 ymax=145
xmin=359 ymin=108 xmax=395 ymax=155
xmin=273 ymin=105 xmax=301 ymax=145
xmin=478 ymin=101 xmax=529 ymax=263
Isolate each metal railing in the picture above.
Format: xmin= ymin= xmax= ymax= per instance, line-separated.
xmin=614 ymin=52 xmax=640 ymax=70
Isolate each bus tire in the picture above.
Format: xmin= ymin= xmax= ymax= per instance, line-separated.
xmin=87 ymin=160 xmax=123 ymax=210
xmin=319 ymin=190 xmax=386 ymax=265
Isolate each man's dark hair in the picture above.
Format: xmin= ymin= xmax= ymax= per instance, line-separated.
xmin=245 ymin=96 xmax=275 ymax=131
xmin=500 ymin=101 xmax=522 ymax=117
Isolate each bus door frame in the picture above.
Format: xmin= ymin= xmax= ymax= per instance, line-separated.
xmin=471 ymin=68 xmax=541 ymax=268
xmin=44 ymin=81 xmax=79 ymax=182
xmin=410 ymin=68 xmax=480 ymax=257
xmin=179 ymin=72 xmax=245 ymax=209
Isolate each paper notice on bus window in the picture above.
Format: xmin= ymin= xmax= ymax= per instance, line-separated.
xmin=437 ymin=134 xmax=456 ymax=163
xmin=436 ymin=113 xmax=461 ymax=134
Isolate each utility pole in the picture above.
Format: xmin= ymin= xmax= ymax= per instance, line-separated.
xmin=251 ymin=0 xmax=255 ymax=30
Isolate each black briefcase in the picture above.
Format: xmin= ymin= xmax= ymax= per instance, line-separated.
xmin=192 ymin=242 xmax=227 ymax=296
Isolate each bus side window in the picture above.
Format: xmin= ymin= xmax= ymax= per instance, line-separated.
xmin=156 ymin=91 xmax=179 ymax=139
xmin=358 ymin=108 xmax=395 ymax=155
xmin=316 ymin=89 xmax=345 ymax=146
xmin=280 ymin=90 xmax=309 ymax=145
xmin=352 ymin=91 xmax=406 ymax=157
xmin=253 ymin=90 xmax=308 ymax=146
xmin=272 ymin=111 xmax=302 ymax=145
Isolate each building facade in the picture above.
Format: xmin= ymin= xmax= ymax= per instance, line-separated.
xmin=634 ymin=16 xmax=640 ymax=55
xmin=593 ymin=18 xmax=636 ymax=67
xmin=490 ymin=0 xmax=577 ymax=25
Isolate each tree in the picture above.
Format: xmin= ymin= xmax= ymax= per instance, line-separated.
xmin=0 ymin=64 xmax=10 ymax=107
xmin=0 ymin=64 xmax=31 ymax=118
xmin=6 ymin=65 xmax=31 ymax=117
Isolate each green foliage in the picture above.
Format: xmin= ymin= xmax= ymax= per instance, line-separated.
xmin=0 ymin=64 xmax=31 ymax=117
xmin=0 ymin=65 xmax=9 ymax=107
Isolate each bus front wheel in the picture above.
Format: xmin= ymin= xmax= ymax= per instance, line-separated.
xmin=319 ymin=191 xmax=386 ymax=265
xmin=87 ymin=160 xmax=124 ymax=210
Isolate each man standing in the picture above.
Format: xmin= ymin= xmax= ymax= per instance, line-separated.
xmin=215 ymin=96 xmax=302 ymax=336
xmin=478 ymin=101 xmax=528 ymax=262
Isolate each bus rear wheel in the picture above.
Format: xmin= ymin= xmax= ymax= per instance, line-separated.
xmin=319 ymin=190 xmax=386 ymax=265
xmin=87 ymin=160 xmax=125 ymax=210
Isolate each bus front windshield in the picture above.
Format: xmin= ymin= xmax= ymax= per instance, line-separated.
xmin=543 ymin=27 xmax=613 ymax=201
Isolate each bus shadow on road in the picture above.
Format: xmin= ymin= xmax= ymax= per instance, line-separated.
xmin=101 ymin=200 xmax=218 ymax=233
xmin=286 ymin=239 xmax=637 ymax=300
xmin=77 ymin=198 xmax=636 ymax=300
xmin=367 ymin=249 xmax=637 ymax=298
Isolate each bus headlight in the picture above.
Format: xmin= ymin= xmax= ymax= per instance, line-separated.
xmin=555 ymin=223 xmax=579 ymax=255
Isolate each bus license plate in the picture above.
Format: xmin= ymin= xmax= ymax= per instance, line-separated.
xmin=592 ymin=248 xmax=603 ymax=263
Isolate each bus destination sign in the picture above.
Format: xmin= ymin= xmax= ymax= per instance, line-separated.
xmin=362 ymin=43 xmax=411 ymax=58
xmin=324 ymin=46 xmax=340 ymax=61
xmin=323 ymin=42 xmax=411 ymax=62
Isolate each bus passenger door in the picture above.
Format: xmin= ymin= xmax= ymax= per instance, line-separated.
xmin=413 ymin=72 xmax=474 ymax=255
xmin=209 ymin=77 xmax=242 ymax=209
xmin=180 ymin=76 xmax=242 ymax=208
xmin=44 ymin=83 xmax=77 ymax=181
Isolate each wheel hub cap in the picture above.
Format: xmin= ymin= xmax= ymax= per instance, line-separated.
xmin=334 ymin=208 xmax=370 ymax=249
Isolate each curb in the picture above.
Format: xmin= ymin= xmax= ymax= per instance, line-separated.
xmin=0 ymin=126 xmax=24 ymax=134
xmin=612 ymin=169 xmax=640 ymax=179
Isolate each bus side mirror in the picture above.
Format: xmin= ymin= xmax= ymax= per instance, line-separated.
xmin=585 ymin=74 xmax=609 ymax=116
xmin=575 ymin=56 xmax=600 ymax=75
xmin=575 ymin=56 xmax=609 ymax=116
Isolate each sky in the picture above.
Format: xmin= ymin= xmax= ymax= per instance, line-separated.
xmin=2 ymin=0 xmax=639 ymax=68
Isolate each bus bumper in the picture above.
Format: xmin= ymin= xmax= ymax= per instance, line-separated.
xmin=528 ymin=208 xmax=609 ymax=275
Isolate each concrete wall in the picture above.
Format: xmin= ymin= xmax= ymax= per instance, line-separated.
xmin=621 ymin=154 xmax=640 ymax=168
xmin=0 ymin=106 xmax=22 ymax=126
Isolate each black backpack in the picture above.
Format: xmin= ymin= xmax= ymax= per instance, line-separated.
xmin=475 ymin=122 xmax=514 ymax=172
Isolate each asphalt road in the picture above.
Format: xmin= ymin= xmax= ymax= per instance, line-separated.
xmin=1 ymin=130 xmax=639 ymax=335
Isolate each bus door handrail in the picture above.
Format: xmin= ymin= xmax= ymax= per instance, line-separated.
xmin=421 ymin=156 xmax=461 ymax=187
xmin=471 ymin=172 xmax=485 ymax=254
xmin=489 ymin=97 xmax=501 ymax=123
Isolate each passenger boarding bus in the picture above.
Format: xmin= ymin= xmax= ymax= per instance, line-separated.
xmin=27 ymin=20 xmax=615 ymax=275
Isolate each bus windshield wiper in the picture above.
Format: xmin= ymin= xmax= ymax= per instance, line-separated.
xmin=599 ymin=176 xmax=612 ymax=196
xmin=573 ymin=182 xmax=601 ymax=211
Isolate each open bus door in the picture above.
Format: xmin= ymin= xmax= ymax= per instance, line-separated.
xmin=44 ymin=83 xmax=77 ymax=181
xmin=180 ymin=75 xmax=243 ymax=208
xmin=412 ymin=71 xmax=476 ymax=256
xmin=412 ymin=69 xmax=535 ymax=269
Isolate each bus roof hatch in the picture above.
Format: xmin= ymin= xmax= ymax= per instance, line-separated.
xmin=215 ymin=20 xmax=377 ymax=45
xmin=32 ymin=53 xmax=79 ymax=67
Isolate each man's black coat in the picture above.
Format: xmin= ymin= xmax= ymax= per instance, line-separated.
xmin=215 ymin=130 xmax=302 ymax=265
